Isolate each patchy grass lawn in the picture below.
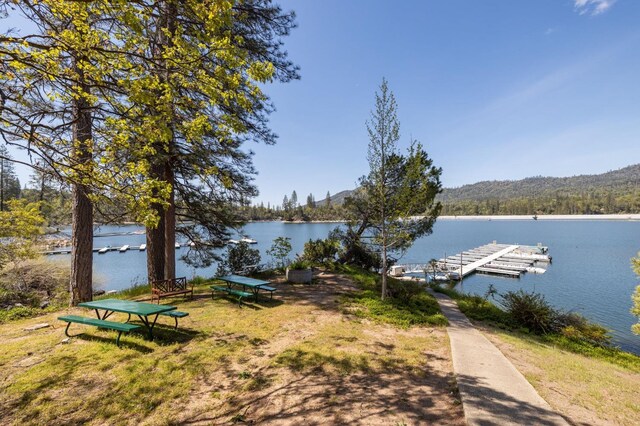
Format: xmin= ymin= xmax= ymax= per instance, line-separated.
xmin=481 ymin=326 xmax=640 ymax=426
xmin=0 ymin=272 xmax=463 ymax=425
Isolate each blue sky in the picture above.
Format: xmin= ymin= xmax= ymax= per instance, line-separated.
xmin=7 ymin=0 xmax=640 ymax=207
xmin=250 ymin=0 xmax=640 ymax=206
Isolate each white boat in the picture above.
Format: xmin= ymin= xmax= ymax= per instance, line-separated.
xmin=119 ymin=245 xmax=130 ymax=252
xmin=189 ymin=241 xmax=196 ymax=247
xmin=139 ymin=244 xmax=146 ymax=251
xmin=98 ymin=246 xmax=109 ymax=254
xmin=526 ymin=266 xmax=547 ymax=274
xmin=175 ymin=242 xmax=181 ymax=249
xmin=240 ymin=237 xmax=257 ymax=244
xmin=228 ymin=239 xmax=239 ymax=245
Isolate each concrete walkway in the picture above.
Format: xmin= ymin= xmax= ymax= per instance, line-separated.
xmin=430 ymin=291 xmax=569 ymax=426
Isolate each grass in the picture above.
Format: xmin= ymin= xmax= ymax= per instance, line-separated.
xmin=1 ymin=288 xmax=314 ymax=424
xmin=483 ymin=327 xmax=640 ymax=425
xmin=0 ymin=272 xmax=458 ymax=425
xmin=433 ymin=285 xmax=640 ymax=371
xmin=334 ymin=264 xmax=448 ymax=328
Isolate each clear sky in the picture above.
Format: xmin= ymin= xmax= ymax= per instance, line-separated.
xmin=7 ymin=0 xmax=640 ymax=207
xmin=250 ymin=0 xmax=640 ymax=206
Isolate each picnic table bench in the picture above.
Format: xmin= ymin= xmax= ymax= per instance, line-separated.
xmin=210 ymin=285 xmax=253 ymax=305
xmin=151 ymin=276 xmax=192 ymax=303
xmin=159 ymin=310 xmax=189 ymax=330
xmin=58 ymin=315 xmax=141 ymax=347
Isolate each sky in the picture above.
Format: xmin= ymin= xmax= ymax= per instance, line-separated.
xmin=5 ymin=0 xmax=640 ymax=207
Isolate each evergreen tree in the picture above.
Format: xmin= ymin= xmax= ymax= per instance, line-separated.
xmin=345 ymin=78 xmax=442 ymax=299
xmin=290 ymin=190 xmax=298 ymax=208
xmin=0 ymin=146 xmax=21 ymax=210
xmin=326 ymin=191 xmax=331 ymax=207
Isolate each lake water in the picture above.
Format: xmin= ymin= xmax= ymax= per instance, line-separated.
xmin=50 ymin=220 xmax=640 ymax=354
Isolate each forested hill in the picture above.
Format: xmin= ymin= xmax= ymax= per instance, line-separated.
xmin=439 ymin=164 xmax=640 ymax=215
xmin=440 ymin=164 xmax=640 ymax=201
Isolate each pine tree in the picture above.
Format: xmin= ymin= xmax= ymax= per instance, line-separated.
xmin=345 ymin=78 xmax=442 ymax=299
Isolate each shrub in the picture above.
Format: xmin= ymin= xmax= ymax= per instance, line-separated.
xmin=216 ymin=242 xmax=261 ymax=276
xmin=301 ymin=237 xmax=340 ymax=265
xmin=288 ymin=258 xmax=311 ymax=270
xmin=499 ymin=290 xmax=558 ymax=334
xmin=556 ymin=312 xmax=611 ymax=347
xmin=267 ymin=237 xmax=292 ymax=270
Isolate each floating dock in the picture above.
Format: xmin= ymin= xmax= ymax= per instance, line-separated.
xmin=398 ymin=242 xmax=550 ymax=280
xmin=41 ymin=242 xmax=190 ymax=255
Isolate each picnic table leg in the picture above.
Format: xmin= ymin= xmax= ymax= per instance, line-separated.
xmin=116 ymin=331 xmax=124 ymax=347
xmin=137 ymin=314 xmax=160 ymax=340
xmin=64 ymin=322 xmax=72 ymax=337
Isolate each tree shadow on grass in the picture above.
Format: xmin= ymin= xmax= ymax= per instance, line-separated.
xmin=179 ymin=348 xmax=463 ymax=425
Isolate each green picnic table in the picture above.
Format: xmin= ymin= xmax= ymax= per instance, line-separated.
xmin=215 ymin=274 xmax=274 ymax=297
xmin=78 ymin=299 xmax=176 ymax=340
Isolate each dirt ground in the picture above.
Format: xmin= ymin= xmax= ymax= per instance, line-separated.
xmin=174 ymin=271 xmax=465 ymax=425
xmin=1 ymin=270 xmax=465 ymax=425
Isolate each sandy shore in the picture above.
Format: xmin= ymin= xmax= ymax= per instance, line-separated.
xmin=439 ymin=214 xmax=640 ymax=221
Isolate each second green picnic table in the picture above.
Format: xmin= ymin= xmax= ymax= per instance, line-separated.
xmin=213 ymin=274 xmax=277 ymax=300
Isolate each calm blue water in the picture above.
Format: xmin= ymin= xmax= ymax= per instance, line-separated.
xmin=51 ymin=220 xmax=640 ymax=354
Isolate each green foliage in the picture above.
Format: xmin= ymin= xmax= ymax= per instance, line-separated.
xmin=337 ymin=265 xmax=447 ymax=328
xmin=217 ymin=242 xmax=261 ymax=276
xmin=301 ymin=236 xmax=340 ymax=265
xmin=341 ymin=79 xmax=442 ymax=299
xmin=435 ymin=285 xmax=611 ymax=348
xmin=0 ymin=200 xmax=46 ymax=269
xmin=267 ymin=237 xmax=292 ymax=270
xmin=499 ymin=290 xmax=559 ymax=334
xmin=440 ymin=164 xmax=640 ymax=215
xmin=288 ymin=258 xmax=311 ymax=270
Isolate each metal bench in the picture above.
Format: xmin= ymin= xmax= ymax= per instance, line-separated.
xmin=58 ymin=315 xmax=141 ymax=347
xmin=210 ymin=285 xmax=253 ymax=306
xmin=159 ymin=310 xmax=189 ymax=330
xmin=258 ymin=285 xmax=277 ymax=299
xmin=151 ymin=277 xmax=192 ymax=303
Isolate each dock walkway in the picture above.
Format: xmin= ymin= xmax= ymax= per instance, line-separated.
xmin=459 ymin=245 xmax=519 ymax=277
xmin=430 ymin=290 xmax=568 ymax=425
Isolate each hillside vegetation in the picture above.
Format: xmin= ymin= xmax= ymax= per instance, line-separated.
xmin=307 ymin=164 xmax=640 ymax=217
xmin=440 ymin=164 xmax=640 ymax=215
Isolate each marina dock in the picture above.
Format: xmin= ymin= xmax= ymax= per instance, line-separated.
xmin=397 ymin=242 xmax=550 ymax=280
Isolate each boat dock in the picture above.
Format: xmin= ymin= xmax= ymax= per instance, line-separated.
xmin=398 ymin=242 xmax=551 ymax=280
xmin=41 ymin=243 xmax=193 ymax=256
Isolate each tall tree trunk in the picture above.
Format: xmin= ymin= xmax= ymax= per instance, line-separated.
xmin=147 ymin=162 xmax=166 ymax=283
xmin=69 ymin=65 xmax=94 ymax=306
xmin=164 ymin=166 xmax=175 ymax=280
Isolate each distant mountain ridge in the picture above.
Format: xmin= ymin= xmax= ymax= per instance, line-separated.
xmin=439 ymin=164 xmax=640 ymax=202
xmin=320 ymin=164 xmax=640 ymax=206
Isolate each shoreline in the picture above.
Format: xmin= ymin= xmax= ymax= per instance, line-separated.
xmin=438 ymin=214 xmax=640 ymax=221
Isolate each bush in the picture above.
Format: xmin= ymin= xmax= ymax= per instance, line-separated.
xmin=216 ymin=242 xmax=261 ymax=276
xmin=301 ymin=237 xmax=340 ymax=265
xmin=288 ymin=258 xmax=311 ymax=270
xmin=267 ymin=237 xmax=292 ymax=270
xmin=556 ymin=312 xmax=611 ymax=347
xmin=499 ymin=290 xmax=558 ymax=334
xmin=0 ymin=258 xmax=68 ymax=307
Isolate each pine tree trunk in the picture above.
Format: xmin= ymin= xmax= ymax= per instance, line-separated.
xmin=164 ymin=165 xmax=176 ymax=280
xmin=146 ymin=198 xmax=166 ymax=283
xmin=69 ymin=64 xmax=94 ymax=306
